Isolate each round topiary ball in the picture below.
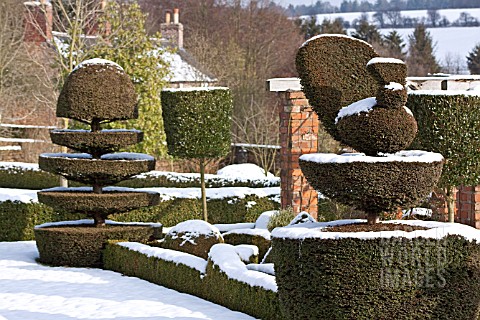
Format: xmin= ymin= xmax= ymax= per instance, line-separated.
xmin=57 ymin=58 xmax=138 ymax=124
xmin=336 ymin=101 xmax=417 ymax=155
xmin=161 ymin=220 xmax=224 ymax=260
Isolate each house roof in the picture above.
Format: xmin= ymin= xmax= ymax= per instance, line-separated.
xmin=52 ymin=31 xmax=216 ymax=85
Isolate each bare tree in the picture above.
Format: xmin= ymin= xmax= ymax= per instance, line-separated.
xmin=441 ymin=53 xmax=466 ymax=74
xmin=427 ymin=9 xmax=440 ymax=27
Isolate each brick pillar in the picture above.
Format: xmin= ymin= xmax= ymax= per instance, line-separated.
xmin=280 ymin=91 xmax=318 ymax=218
xmin=456 ymin=186 xmax=480 ymax=228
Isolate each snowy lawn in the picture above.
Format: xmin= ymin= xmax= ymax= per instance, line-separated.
xmin=0 ymin=241 xmax=255 ymax=320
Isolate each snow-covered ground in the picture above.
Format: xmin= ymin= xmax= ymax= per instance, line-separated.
xmin=0 ymin=241 xmax=254 ymax=320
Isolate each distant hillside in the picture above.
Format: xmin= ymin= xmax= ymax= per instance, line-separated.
xmin=304 ymin=8 xmax=480 ymax=28
xmin=298 ymin=8 xmax=480 ymax=74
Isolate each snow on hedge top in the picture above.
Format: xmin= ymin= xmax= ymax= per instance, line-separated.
xmin=40 ymin=152 xmax=154 ymax=161
xmin=272 ymin=219 xmax=480 ymax=241
xmin=409 ymin=90 xmax=480 ymax=97
xmin=385 ymin=82 xmax=404 ymax=91
xmin=118 ymin=242 xmax=207 ymax=273
xmin=217 ymin=163 xmax=275 ymax=181
xmin=289 ymin=211 xmax=317 ymax=226
xmin=35 ymin=219 xmax=162 ymax=229
xmin=254 ymin=210 xmax=277 ymax=229
xmin=162 ymin=87 xmax=229 ymax=92
xmin=367 ymin=57 xmax=405 ymax=66
xmin=300 ymin=150 xmax=444 ymax=164
xmin=72 ymin=58 xmax=124 ymax=73
xmin=209 ymin=243 xmax=277 ymax=292
xmin=301 ymin=33 xmax=372 ymax=48
xmin=167 ymin=220 xmax=222 ymax=244
xmin=335 ymin=97 xmax=376 ymax=123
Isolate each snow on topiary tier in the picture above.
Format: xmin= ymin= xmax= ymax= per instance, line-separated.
xmin=35 ymin=58 xmax=161 ymax=268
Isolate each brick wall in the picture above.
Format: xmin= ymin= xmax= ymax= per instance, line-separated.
xmin=279 ymin=91 xmax=318 ymax=218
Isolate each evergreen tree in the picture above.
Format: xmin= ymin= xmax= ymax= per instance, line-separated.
xmin=407 ymin=24 xmax=440 ymax=76
xmin=297 ymin=16 xmax=322 ymax=40
xmin=382 ymin=30 xmax=406 ymax=60
xmin=351 ymin=18 xmax=382 ymax=44
xmin=89 ymin=1 xmax=171 ymax=157
xmin=319 ymin=18 xmax=347 ymax=34
xmin=467 ymin=43 xmax=480 ymax=74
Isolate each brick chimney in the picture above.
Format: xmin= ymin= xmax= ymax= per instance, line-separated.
xmin=23 ymin=0 xmax=53 ymax=43
xmin=161 ymin=8 xmax=183 ymax=49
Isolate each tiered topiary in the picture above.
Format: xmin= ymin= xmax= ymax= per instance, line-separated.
xmin=270 ymin=35 xmax=480 ymax=320
xmin=34 ymin=58 xmax=161 ymax=268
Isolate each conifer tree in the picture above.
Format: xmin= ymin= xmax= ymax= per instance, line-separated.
xmin=407 ymin=23 xmax=440 ymax=76
xmin=382 ymin=30 xmax=406 ymax=60
xmin=467 ymin=43 xmax=480 ymax=74
xmin=89 ymin=1 xmax=171 ymax=157
xmin=351 ymin=18 xmax=382 ymax=44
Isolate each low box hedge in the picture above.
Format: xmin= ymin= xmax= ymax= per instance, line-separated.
xmin=104 ymin=241 xmax=284 ymax=320
xmin=0 ymin=163 xmax=279 ymax=189
xmin=272 ymin=232 xmax=480 ymax=320
xmin=1 ymin=195 xmax=279 ymax=241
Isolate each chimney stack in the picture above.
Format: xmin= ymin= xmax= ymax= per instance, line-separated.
xmin=160 ymin=8 xmax=183 ymax=49
xmin=165 ymin=11 xmax=171 ymax=25
xmin=173 ymin=8 xmax=179 ymax=24
xmin=23 ymin=0 xmax=53 ymax=44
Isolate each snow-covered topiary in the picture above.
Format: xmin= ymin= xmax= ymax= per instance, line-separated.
xmin=162 ymin=220 xmax=224 ymax=259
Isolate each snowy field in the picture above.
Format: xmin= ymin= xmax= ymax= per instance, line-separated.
xmin=0 ymin=242 xmax=254 ymax=320
xmin=310 ymin=8 xmax=480 ymax=27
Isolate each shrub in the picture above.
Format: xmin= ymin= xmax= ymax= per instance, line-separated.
xmin=0 ymin=164 xmax=279 ymax=189
xmin=104 ymin=241 xmax=284 ymax=320
xmin=408 ymin=91 xmax=480 ymax=221
xmin=0 ymin=195 xmax=279 ymax=241
xmin=295 ymin=35 xmax=378 ymax=140
xmin=162 ymin=220 xmax=224 ymax=259
xmin=162 ymin=87 xmax=233 ymax=221
xmin=267 ymin=207 xmax=294 ymax=231
xmin=272 ymin=230 xmax=480 ymax=320
xmin=35 ymin=224 xmax=160 ymax=268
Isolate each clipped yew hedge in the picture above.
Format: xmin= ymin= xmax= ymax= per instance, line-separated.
xmin=272 ymin=235 xmax=480 ymax=320
xmin=104 ymin=242 xmax=284 ymax=320
xmin=0 ymin=165 xmax=279 ymax=189
xmin=1 ymin=195 xmax=278 ymax=241
xmin=407 ymin=92 xmax=480 ymax=188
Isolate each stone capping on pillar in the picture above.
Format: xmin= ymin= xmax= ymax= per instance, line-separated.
xmin=269 ymin=78 xmax=318 ymax=218
xmin=268 ymin=77 xmax=480 ymax=227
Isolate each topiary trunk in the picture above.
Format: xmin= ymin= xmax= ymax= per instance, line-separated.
xmin=200 ymin=159 xmax=208 ymax=222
